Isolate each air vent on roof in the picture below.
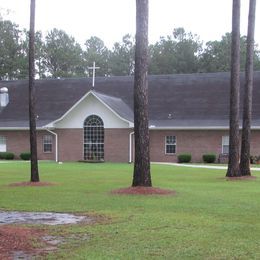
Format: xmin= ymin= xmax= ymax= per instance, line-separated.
xmin=168 ymin=113 xmax=173 ymax=119
xmin=0 ymin=87 xmax=9 ymax=107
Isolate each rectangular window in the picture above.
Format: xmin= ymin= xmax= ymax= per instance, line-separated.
xmin=165 ymin=136 xmax=176 ymax=154
xmin=222 ymin=136 xmax=229 ymax=154
xmin=43 ymin=135 xmax=52 ymax=153
xmin=0 ymin=136 xmax=6 ymax=152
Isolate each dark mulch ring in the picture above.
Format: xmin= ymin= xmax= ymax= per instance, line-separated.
xmin=8 ymin=181 xmax=56 ymax=187
xmin=0 ymin=225 xmax=48 ymax=259
xmin=111 ymin=186 xmax=176 ymax=195
xmin=226 ymin=175 xmax=257 ymax=181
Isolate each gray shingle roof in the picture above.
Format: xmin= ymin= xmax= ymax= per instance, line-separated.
xmin=93 ymin=91 xmax=134 ymax=123
xmin=0 ymin=71 xmax=260 ymax=128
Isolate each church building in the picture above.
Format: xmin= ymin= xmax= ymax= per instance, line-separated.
xmin=0 ymin=72 xmax=260 ymax=163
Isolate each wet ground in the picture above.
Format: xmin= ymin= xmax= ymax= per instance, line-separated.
xmin=0 ymin=211 xmax=91 ymax=225
xmin=0 ymin=211 xmax=93 ymax=259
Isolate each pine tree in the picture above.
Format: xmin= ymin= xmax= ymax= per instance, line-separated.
xmin=29 ymin=0 xmax=40 ymax=182
xmin=226 ymin=0 xmax=241 ymax=177
xmin=240 ymin=0 xmax=257 ymax=176
xmin=132 ymin=0 xmax=152 ymax=187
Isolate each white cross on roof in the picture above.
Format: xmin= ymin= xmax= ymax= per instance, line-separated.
xmin=88 ymin=62 xmax=100 ymax=87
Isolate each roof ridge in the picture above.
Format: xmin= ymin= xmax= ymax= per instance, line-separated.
xmin=92 ymin=90 xmax=124 ymax=102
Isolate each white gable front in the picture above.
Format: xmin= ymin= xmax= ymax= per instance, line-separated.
xmin=54 ymin=93 xmax=130 ymax=129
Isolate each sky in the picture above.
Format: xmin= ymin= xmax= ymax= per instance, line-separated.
xmin=0 ymin=0 xmax=259 ymax=48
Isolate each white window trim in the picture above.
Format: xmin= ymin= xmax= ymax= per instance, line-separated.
xmin=0 ymin=136 xmax=7 ymax=152
xmin=83 ymin=115 xmax=104 ymax=161
xmin=222 ymin=136 xmax=229 ymax=154
xmin=165 ymin=136 xmax=177 ymax=155
xmin=43 ymin=135 xmax=53 ymax=153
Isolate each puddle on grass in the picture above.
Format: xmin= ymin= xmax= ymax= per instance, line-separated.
xmin=12 ymin=250 xmax=37 ymax=260
xmin=0 ymin=211 xmax=90 ymax=225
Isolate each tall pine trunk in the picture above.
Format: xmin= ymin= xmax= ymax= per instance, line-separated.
xmin=29 ymin=0 xmax=39 ymax=182
xmin=226 ymin=0 xmax=241 ymax=177
xmin=132 ymin=0 xmax=152 ymax=187
xmin=240 ymin=0 xmax=256 ymax=176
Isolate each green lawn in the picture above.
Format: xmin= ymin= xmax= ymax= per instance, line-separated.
xmin=1 ymin=162 xmax=260 ymax=259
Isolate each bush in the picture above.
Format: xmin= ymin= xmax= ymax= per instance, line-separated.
xmin=20 ymin=152 xmax=31 ymax=160
xmin=0 ymin=152 xmax=14 ymax=160
xmin=203 ymin=154 xmax=216 ymax=163
xmin=250 ymin=155 xmax=260 ymax=164
xmin=178 ymin=154 xmax=192 ymax=163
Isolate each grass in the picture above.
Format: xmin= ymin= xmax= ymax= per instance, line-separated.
xmin=1 ymin=162 xmax=260 ymax=259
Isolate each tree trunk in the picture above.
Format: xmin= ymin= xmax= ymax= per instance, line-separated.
xmin=29 ymin=0 xmax=39 ymax=182
xmin=240 ymin=0 xmax=256 ymax=176
xmin=226 ymin=0 xmax=241 ymax=177
xmin=132 ymin=0 xmax=152 ymax=187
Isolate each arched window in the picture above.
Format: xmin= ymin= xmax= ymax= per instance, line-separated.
xmin=84 ymin=115 xmax=104 ymax=161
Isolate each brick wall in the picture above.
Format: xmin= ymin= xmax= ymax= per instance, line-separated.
xmin=149 ymin=130 xmax=260 ymax=162
xmin=56 ymin=129 xmax=83 ymax=161
xmin=250 ymin=131 xmax=260 ymax=156
xmin=56 ymin=128 xmax=132 ymax=162
xmin=0 ymin=130 xmax=55 ymax=160
xmin=104 ymin=129 xmax=133 ymax=162
xmin=1 ymin=128 xmax=260 ymax=163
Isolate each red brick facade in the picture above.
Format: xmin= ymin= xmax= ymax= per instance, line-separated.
xmin=56 ymin=129 xmax=82 ymax=161
xmin=1 ymin=128 xmax=260 ymax=163
xmin=150 ymin=130 xmax=260 ymax=162
xmin=104 ymin=129 xmax=133 ymax=162
xmin=54 ymin=128 xmax=133 ymax=162
xmin=0 ymin=130 xmax=55 ymax=160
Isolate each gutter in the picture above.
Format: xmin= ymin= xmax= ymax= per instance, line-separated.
xmin=1 ymin=125 xmax=259 ymax=130
xmin=44 ymin=128 xmax=58 ymax=162
xmin=129 ymin=131 xmax=134 ymax=163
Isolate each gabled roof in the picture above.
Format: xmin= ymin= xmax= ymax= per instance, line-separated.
xmin=0 ymin=71 xmax=260 ymax=129
xmin=47 ymin=90 xmax=133 ymax=127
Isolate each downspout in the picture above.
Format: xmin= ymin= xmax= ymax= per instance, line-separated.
xmin=44 ymin=128 xmax=58 ymax=162
xmin=129 ymin=131 xmax=134 ymax=163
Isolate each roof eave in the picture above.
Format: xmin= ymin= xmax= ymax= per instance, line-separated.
xmin=0 ymin=127 xmax=46 ymax=130
xmin=149 ymin=126 xmax=260 ymax=130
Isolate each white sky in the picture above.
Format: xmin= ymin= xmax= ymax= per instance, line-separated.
xmin=0 ymin=0 xmax=259 ymax=48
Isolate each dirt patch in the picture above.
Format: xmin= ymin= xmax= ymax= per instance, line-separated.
xmin=8 ymin=181 xmax=56 ymax=187
xmin=111 ymin=186 xmax=176 ymax=195
xmin=0 ymin=225 xmax=47 ymax=259
xmin=226 ymin=175 xmax=257 ymax=181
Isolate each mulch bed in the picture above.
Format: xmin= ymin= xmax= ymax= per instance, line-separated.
xmin=226 ymin=175 xmax=257 ymax=181
xmin=0 ymin=226 xmax=47 ymax=259
xmin=111 ymin=186 xmax=176 ymax=196
xmin=8 ymin=181 xmax=56 ymax=187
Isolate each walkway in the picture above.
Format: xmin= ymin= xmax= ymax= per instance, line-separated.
xmin=153 ymin=162 xmax=260 ymax=171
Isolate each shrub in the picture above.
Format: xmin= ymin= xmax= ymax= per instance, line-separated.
xmin=203 ymin=154 xmax=216 ymax=163
xmin=250 ymin=155 xmax=260 ymax=164
xmin=20 ymin=152 xmax=31 ymax=160
xmin=178 ymin=154 xmax=191 ymax=163
xmin=0 ymin=152 xmax=14 ymax=160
